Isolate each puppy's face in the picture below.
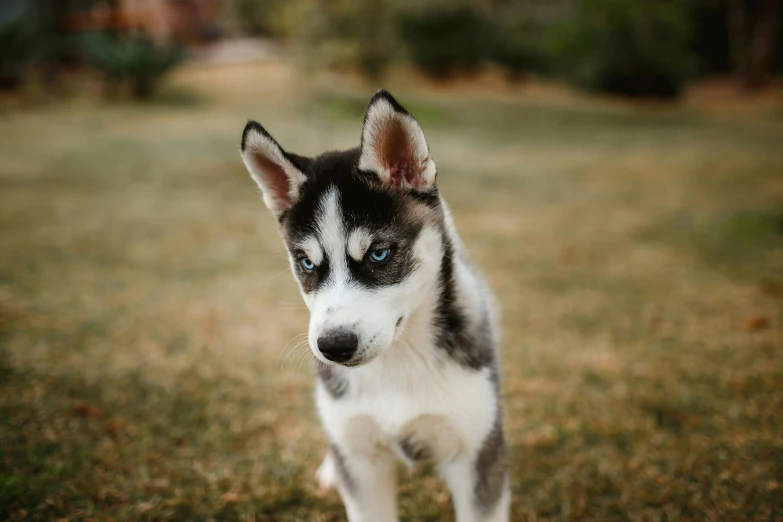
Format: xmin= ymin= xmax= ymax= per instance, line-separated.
xmin=241 ymin=91 xmax=442 ymax=367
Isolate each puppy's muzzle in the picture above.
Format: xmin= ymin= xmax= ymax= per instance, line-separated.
xmin=317 ymin=330 xmax=358 ymax=363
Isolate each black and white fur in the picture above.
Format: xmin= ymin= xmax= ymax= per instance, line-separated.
xmin=240 ymin=91 xmax=509 ymax=521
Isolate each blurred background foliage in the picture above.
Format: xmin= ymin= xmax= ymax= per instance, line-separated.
xmin=542 ymin=0 xmax=697 ymax=98
xmin=0 ymin=0 xmax=781 ymax=100
xmin=80 ymin=31 xmax=185 ymax=98
xmin=224 ymin=0 xmax=781 ymax=98
xmin=0 ymin=8 xmax=38 ymax=90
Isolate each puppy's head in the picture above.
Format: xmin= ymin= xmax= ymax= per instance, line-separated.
xmin=240 ymin=91 xmax=444 ymax=367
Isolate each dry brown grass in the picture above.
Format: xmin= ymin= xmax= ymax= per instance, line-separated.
xmin=1 ymin=63 xmax=782 ymax=521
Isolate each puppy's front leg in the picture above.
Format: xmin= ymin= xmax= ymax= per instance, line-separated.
xmin=440 ymin=456 xmax=509 ymax=522
xmin=327 ymin=444 xmax=398 ymax=522
xmin=439 ymin=422 xmax=509 ymax=522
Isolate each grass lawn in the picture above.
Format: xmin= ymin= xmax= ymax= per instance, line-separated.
xmin=1 ymin=63 xmax=782 ymax=521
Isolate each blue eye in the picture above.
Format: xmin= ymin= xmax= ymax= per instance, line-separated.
xmin=369 ymin=248 xmax=391 ymax=263
xmin=300 ymin=257 xmax=315 ymax=271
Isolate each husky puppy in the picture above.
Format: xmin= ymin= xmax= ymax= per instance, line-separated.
xmin=240 ymin=90 xmax=508 ymax=522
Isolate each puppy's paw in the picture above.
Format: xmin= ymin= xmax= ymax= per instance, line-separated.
xmin=315 ymin=453 xmax=337 ymax=491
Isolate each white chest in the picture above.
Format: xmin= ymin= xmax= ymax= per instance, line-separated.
xmin=315 ymin=345 xmax=498 ymax=461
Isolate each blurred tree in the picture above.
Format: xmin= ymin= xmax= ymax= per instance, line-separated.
xmin=691 ymin=0 xmax=733 ymax=75
xmin=0 ymin=0 xmax=83 ymax=91
xmin=353 ymin=0 xmax=393 ymax=81
xmin=226 ymin=0 xmax=284 ymax=37
xmin=487 ymin=1 xmax=558 ymax=80
xmin=227 ymin=0 xmax=781 ymax=97
xmin=398 ymin=3 xmax=490 ymax=78
xmin=545 ymin=0 xmax=697 ymax=98
xmin=489 ymin=13 xmax=548 ymax=80
xmin=726 ymin=0 xmax=780 ymax=91
xmin=80 ymin=30 xmax=185 ymax=99
xmin=0 ymin=7 xmax=37 ymax=90
xmin=295 ymin=0 xmax=395 ymax=82
xmin=32 ymin=0 xmax=80 ymax=88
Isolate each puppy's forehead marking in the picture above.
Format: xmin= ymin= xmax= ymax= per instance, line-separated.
xmin=316 ymin=187 xmax=348 ymax=284
xmin=347 ymin=227 xmax=372 ymax=261
xmin=316 ymin=187 xmax=343 ymax=256
xmin=297 ymin=236 xmax=323 ymax=265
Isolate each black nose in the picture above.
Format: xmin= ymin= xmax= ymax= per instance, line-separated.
xmin=317 ymin=331 xmax=359 ymax=363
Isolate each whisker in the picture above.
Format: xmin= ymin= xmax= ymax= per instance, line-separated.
xmin=278 ymin=336 xmax=309 ymax=370
xmin=276 ymin=332 xmax=307 ymax=365
xmin=294 ymin=348 xmax=316 ymax=379
xmin=274 ymin=302 xmax=308 ymax=310
xmin=257 ymin=268 xmax=293 ymax=287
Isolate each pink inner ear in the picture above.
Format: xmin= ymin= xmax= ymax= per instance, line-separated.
xmin=376 ymin=119 xmax=423 ymax=189
xmin=253 ymin=152 xmax=292 ymax=207
xmin=389 ymin=160 xmax=420 ymax=188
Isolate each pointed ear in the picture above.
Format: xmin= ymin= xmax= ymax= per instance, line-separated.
xmin=240 ymin=121 xmax=309 ymax=218
xmin=358 ymin=90 xmax=437 ymax=191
